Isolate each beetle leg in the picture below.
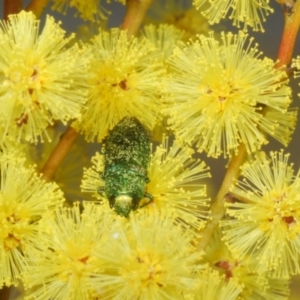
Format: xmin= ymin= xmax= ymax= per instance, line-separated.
xmin=144 ymin=191 xmax=153 ymax=200
xmin=97 ymin=186 xmax=105 ymax=195
xmin=139 ymin=192 xmax=153 ymax=208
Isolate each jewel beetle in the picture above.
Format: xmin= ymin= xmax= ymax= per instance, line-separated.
xmin=98 ymin=116 xmax=153 ymax=217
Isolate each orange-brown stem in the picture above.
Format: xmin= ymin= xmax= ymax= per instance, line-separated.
xmin=277 ymin=0 xmax=294 ymax=7
xmin=4 ymin=0 xmax=22 ymax=20
xmin=276 ymin=0 xmax=300 ymax=68
xmin=120 ymin=0 xmax=153 ymax=36
xmin=41 ymin=127 xmax=79 ymax=182
xmin=197 ymin=144 xmax=247 ymax=252
xmin=0 ymin=286 xmax=11 ymax=300
xmin=26 ymin=0 xmax=51 ymax=18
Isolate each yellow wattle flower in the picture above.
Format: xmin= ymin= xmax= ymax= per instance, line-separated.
xmin=221 ymin=151 xmax=300 ymax=278
xmin=23 ymin=202 xmax=116 ymax=300
xmin=144 ymin=136 xmax=210 ymax=233
xmin=74 ymin=28 xmax=165 ymax=142
xmin=204 ymin=228 xmax=290 ymax=299
xmin=193 ymin=268 xmax=242 ymax=300
xmin=194 ymin=0 xmax=273 ymax=32
xmin=0 ymin=152 xmax=64 ymax=287
xmin=0 ymin=11 xmax=90 ymax=144
xmin=165 ymin=31 xmax=296 ymax=158
xmin=90 ymin=211 xmax=203 ymax=299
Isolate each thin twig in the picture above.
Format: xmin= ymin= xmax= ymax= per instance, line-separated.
xmin=0 ymin=286 xmax=11 ymax=300
xmin=120 ymin=0 xmax=153 ymax=36
xmin=276 ymin=0 xmax=300 ymax=68
xmin=4 ymin=0 xmax=22 ymax=20
xmin=196 ymin=144 xmax=247 ymax=252
xmin=41 ymin=127 xmax=79 ymax=181
xmin=25 ymin=0 xmax=51 ymax=18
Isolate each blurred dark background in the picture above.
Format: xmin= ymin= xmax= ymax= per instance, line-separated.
xmin=1 ymin=0 xmax=300 ymax=299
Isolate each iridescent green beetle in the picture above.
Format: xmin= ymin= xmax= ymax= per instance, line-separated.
xmin=98 ymin=117 xmax=153 ymax=217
